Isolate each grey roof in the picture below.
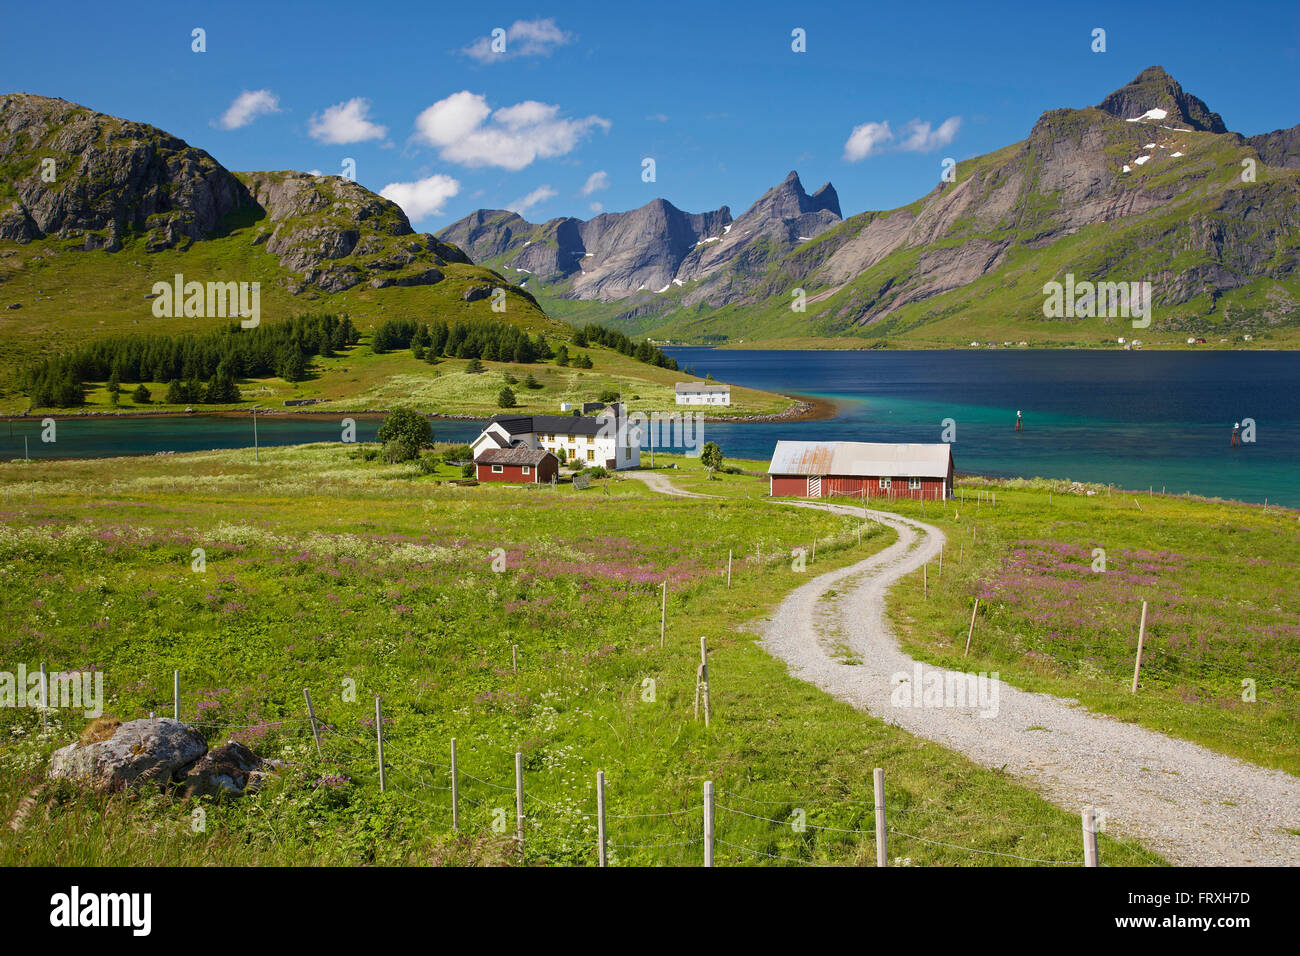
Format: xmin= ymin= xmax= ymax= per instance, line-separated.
xmin=476 ymin=446 xmax=556 ymax=466
xmin=768 ymin=440 xmax=953 ymax=478
xmin=491 ymin=414 xmax=605 ymax=437
xmin=676 ymin=382 xmax=730 ymax=393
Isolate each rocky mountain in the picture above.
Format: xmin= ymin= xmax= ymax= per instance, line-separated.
xmin=445 ymin=66 xmax=1297 ymax=343
xmin=1095 ymin=64 xmax=1227 ymax=133
xmin=439 ymin=170 xmax=840 ymax=303
xmin=1246 ymin=123 xmax=1300 ymax=169
xmin=0 ymin=93 xmax=506 ymax=298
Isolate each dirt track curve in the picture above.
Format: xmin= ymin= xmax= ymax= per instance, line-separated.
xmin=625 ymin=470 xmax=1300 ymax=866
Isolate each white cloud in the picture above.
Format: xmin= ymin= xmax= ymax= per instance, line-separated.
xmin=580 ymin=170 xmax=610 ymax=195
xmin=506 ymin=185 xmax=557 ymax=216
xmin=843 ymin=121 xmax=893 ymax=161
xmin=308 ymin=98 xmax=388 ymax=144
xmin=216 ymin=90 xmax=280 ymax=130
xmin=646 ymin=113 xmax=670 ymax=123
xmin=414 ymin=91 xmax=610 ymax=171
xmin=463 ymin=18 xmax=573 ymax=63
xmin=589 ymin=201 xmax=603 ymax=213
xmin=379 ymin=174 xmax=461 ymax=222
xmin=898 ymin=116 xmax=962 ymax=152
xmin=843 ymin=116 xmax=962 ymax=161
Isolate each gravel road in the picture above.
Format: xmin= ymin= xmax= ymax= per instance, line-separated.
xmin=627 ymin=471 xmax=1300 ymax=865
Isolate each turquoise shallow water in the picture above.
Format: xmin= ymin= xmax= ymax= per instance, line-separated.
xmin=660 ymin=349 xmax=1300 ymax=507
xmin=5 ymin=350 xmax=1298 ymax=506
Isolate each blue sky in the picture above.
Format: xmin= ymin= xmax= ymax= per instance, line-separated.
xmin=3 ymin=1 xmax=1297 ymax=231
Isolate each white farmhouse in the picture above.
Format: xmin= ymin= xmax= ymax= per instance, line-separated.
xmin=675 ymin=382 xmax=731 ymax=406
xmin=471 ymin=404 xmax=641 ymax=470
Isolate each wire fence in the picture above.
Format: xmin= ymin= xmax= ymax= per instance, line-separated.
xmin=88 ymin=684 xmax=1139 ymax=868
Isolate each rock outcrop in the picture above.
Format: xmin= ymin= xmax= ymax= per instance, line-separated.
xmin=0 ymin=93 xmax=251 ymax=248
xmin=1095 ymin=65 xmax=1228 ymax=132
xmin=47 ymin=717 xmax=208 ymax=792
xmin=0 ymin=94 xmax=480 ymax=296
xmin=182 ymin=741 xmax=277 ymax=799
xmin=1246 ymin=123 xmax=1300 ymax=169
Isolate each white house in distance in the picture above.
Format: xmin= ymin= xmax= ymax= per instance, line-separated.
xmin=675 ymin=382 xmax=731 ymax=406
xmin=471 ymin=404 xmax=641 ymax=470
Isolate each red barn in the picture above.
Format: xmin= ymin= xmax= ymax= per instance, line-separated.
xmin=767 ymin=440 xmax=954 ymax=501
xmin=475 ymin=447 xmax=559 ymax=484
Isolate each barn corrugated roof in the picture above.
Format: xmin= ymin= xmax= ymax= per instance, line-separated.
xmin=675 ymin=382 xmax=730 ymax=393
xmin=767 ymin=440 xmax=952 ymax=478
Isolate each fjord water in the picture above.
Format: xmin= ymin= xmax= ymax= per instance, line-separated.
xmin=664 ymin=349 xmax=1300 ymax=507
xmin=4 ymin=350 xmax=1297 ymax=507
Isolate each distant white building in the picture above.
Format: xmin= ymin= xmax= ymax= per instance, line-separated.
xmin=675 ymin=382 xmax=731 ymax=406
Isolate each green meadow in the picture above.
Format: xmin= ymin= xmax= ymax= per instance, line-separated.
xmin=681 ymin=453 xmax=1300 ymax=775
xmin=0 ymin=445 xmax=1160 ymax=866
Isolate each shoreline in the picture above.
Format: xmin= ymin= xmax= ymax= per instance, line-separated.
xmin=8 ymin=394 xmax=841 ymax=425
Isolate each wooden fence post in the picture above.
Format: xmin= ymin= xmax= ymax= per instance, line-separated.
xmin=923 ymin=562 xmax=928 ymax=599
xmin=1131 ymin=601 xmax=1148 ymax=694
xmin=450 ymin=738 xmax=460 ymax=831
xmin=515 ymin=751 xmax=525 ymax=863
xmin=39 ymin=663 xmax=47 ymax=734
xmin=727 ymin=549 xmax=732 ymax=588
xmin=303 ymin=688 xmax=322 ymax=758
xmin=939 ymin=547 xmax=943 ymax=578
xmin=596 ymin=770 xmax=607 ymax=867
xmin=660 ymin=581 xmax=667 ymax=647
xmin=1082 ymin=807 xmax=1099 ymax=867
xmin=173 ymin=669 xmax=179 ymax=720
xmin=511 ymin=644 xmax=518 ymax=674
xmin=964 ymin=598 xmax=980 ymax=657
xmin=811 ymin=538 xmax=816 ymax=563
xmin=874 ymin=768 xmax=887 ymax=867
xmin=703 ymin=780 xmax=714 ymax=867
xmin=698 ymin=636 xmax=711 ymax=727
xmin=374 ymin=696 xmax=385 ymax=792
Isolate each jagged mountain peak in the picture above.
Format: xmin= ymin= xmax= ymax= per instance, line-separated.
xmin=748 ymin=169 xmax=842 ymax=220
xmin=1096 ymin=65 xmax=1227 ymax=132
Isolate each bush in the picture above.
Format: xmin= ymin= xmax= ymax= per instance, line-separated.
xmin=588 ymin=465 xmax=609 ymax=479
xmin=524 ymin=373 xmax=541 ymax=389
xmin=701 ymin=441 xmax=723 ymax=475
xmin=132 ymin=384 xmax=151 ymax=404
xmin=382 ymin=439 xmax=419 ymax=463
xmin=442 ymin=444 xmax=473 ymax=463
xmin=460 ymin=462 xmax=475 ymax=478
xmin=497 ymin=386 xmax=517 ymax=408
xmin=598 ymin=388 xmax=619 ymax=403
xmin=502 ymin=372 xmax=517 ymax=385
xmin=464 ymin=358 xmax=485 ymax=374
xmin=377 ymin=407 xmax=433 ymax=450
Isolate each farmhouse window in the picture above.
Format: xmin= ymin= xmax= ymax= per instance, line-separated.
xmin=523 ymin=466 xmax=531 ymax=475
xmin=492 ymin=465 xmax=503 ymax=474
xmin=909 ymin=478 xmax=922 ymax=490
xmin=586 ymin=450 xmax=594 ymax=461
xmin=879 ymin=478 xmax=891 ymax=490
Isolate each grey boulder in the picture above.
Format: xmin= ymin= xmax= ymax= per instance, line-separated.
xmin=47 ymin=718 xmax=208 ymax=792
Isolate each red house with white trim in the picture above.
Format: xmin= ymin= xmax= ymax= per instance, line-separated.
xmin=767 ymin=440 xmax=954 ymax=501
xmin=475 ymin=446 xmax=560 ymax=484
